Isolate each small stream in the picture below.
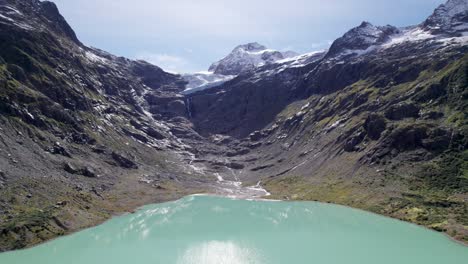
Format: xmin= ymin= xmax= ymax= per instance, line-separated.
xmin=213 ymin=173 xmax=271 ymax=199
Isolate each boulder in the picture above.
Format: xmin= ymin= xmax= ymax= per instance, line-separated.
xmin=228 ymin=162 xmax=245 ymax=170
xmin=64 ymin=162 xmax=79 ymax=174
xmin=91 ymin=145 xmax=106 ymax=154
xmin=422 ymin=128 xmax=451 ymax=152
xmin=344 ymin=130 xmax=366 ymax=152
xmin=249 ymin=131 xmax=264 ymax=141
xmin=364 ymin=114 xmax=386 ymax=140
xmin=48 ymin=142 xmax=71 ymax=157
xmin=388 ymin=124 xmax=428 ymax=150
xmin=112 ymin=152 xmax=138 ymax=169
xmin=70 ymin=132 xmax=96 ymax=145
xmin=82 ymin=166 xmax=97 ymax=178
xmin=64 ymin=162 xmax=97 ymax=177
xmin=384 ymin=102 xmax=420 ymax=120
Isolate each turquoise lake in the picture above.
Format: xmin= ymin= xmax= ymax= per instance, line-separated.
xmin=0 ymin=195 xmax=467 ymax=264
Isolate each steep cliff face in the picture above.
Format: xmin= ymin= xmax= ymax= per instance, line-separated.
xmin=0 ymin=0 xmax=80 ymax=43
xmin=0 ymin=0 xmax=467 ymax=250
xmin=0 ymin=0 xmax=212 ymax=251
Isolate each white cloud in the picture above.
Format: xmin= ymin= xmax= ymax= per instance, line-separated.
xmin=136 ymin=52 xmax=188 ymax=73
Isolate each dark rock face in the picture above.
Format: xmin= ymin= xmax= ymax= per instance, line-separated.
xmin=364 ymin=114 xmax=387 ymax=140
xmin=167 ymin=100 xmax=187 ymax=116
xmin=111 ymin=152 xmax=138 ymax=169
xmin=188 ymin=73 xmax=307 ymax=137
xmin=384 ymin=102 xmax=420 ymax=120
xmin=210 ymin=160 xmax=245 ymax=170
xmin=388 ymin=125 xmax=429 ymax=150
xmin=415 ymin=83 xmax=447 ymax=102
xmin=146 ymin=94 xmax=188 ymax=119
xmin=48 ymin=142 xmax=71 ymax=157
xmin=123 ymin=128 xmax=149 ymax=143
xmin=39 ymin=1 xmax=81 ymax=44
xmin=144 ymin=127 xmax=166 ymax=140
xmin=368 ymin=125 xmax=456 ymax=159
xmin=249 ymin=131 xmax=265 ymax=141
xmin=131 ymin=60 xmax=180 ymax=89
xmin=64 ymin=163 xmax=97 ymax=177
xmin=344 ymin=130 xmax=366 ymax=152
xmin=422 ymin=128 xmax=452 ymax=151
xmin=0 ymin=0 xmax=81 ymax=44
xmin=63 ymin=162 xmax=79 ymax=174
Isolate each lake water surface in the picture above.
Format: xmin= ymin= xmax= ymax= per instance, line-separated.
xmin=1 ymin=195 xmax=467 ymax=264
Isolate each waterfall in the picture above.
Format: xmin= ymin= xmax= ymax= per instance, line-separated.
xmin=186 ymin=97 xmax=192 ymax=118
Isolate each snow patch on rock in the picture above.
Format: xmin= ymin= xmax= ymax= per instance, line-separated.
xmin=182 ymin=72 xmax=236 ymax=94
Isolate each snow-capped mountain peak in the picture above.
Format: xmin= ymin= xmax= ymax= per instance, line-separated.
xmin=327 ymin=21 xmax=399 ymax=57
xmin=208 ymin=42 xmax=298 ymax=75
xmin=232 ymin=42 xmax=268 ymax=53
xmin=423 ymin=0 xmax=468 ymax=34
xmin=433 ymin=0 xmax=468 ymax=19
xmin=184 ymin=0 xmax=468 ymax=95
xmin=182 ymin=42 xmax=299 ymax=94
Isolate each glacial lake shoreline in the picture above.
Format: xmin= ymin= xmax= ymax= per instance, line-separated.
xmin=3 ymin=191 xmax=468 ymax=253
xmin=1 ymin=194 xmax=467 ymax=264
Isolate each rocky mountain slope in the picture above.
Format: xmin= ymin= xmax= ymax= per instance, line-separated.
xmin=186 ymin=0 xmax=468 ymax=242
xmin=0 ymin=0 xmax=467 ymax=251
xmin=0 ymin=0 xmax=220 ymax=251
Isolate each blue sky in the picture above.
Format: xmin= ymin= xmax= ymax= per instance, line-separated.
xmin=51 ymin=0 xmax=445 ymax=73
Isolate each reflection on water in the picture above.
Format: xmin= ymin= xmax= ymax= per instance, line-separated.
xmin=178 ymin=240 xmax=262 ymax=264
